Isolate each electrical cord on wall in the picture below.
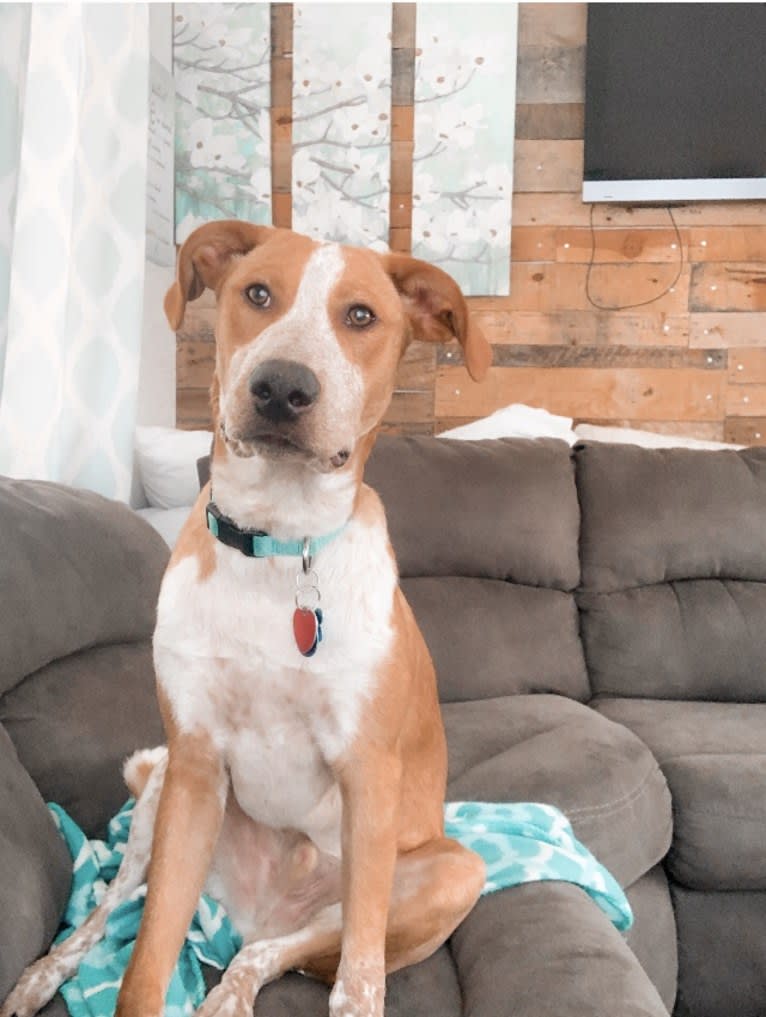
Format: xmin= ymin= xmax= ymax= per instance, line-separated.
xmin=584 ymin=203 xmax=684 ymax=311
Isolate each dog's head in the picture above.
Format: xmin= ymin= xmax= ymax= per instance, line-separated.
xmin=166 ymin=220 xmax=491 ymax=473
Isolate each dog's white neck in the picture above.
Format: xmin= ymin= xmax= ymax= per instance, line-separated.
xmin=211 ymin=448 xmax=357 ymax=540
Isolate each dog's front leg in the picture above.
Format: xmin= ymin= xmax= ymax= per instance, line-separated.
xmin=330 ymin=748 xmax=401 ymax=1017
xmin=116 ymin=732 xmax=226 ymax=1017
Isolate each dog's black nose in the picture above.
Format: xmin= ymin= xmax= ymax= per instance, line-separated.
xmin=249 ymin=359 xmax=321 ymax=424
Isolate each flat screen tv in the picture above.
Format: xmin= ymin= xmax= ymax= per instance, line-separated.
xmin=583 ymin=3 xmax=766 ymax=203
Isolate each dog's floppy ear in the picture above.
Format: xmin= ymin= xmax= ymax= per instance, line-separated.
xmin=164 ymin=220 xmax=276 ymax=331
xmin=382 ymin=253 xmax=492 ymax=382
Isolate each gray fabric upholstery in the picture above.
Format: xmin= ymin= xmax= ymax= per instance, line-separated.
xmin=671 ymin=885 xmax=766 ymax=1017
xmin=450 ymin=882 xmax=669 ymax=1017
xmin=443 ymin=695 xmax=672 ymax=888
xmin=576 ymin=443 xmax=766 ymax=592
xmin=593 ymin=698 xmax=766 ymax=890
xmin=0 ymin=725 xmax=71 ymax=1002
xmin=0 ymin=478 xmax=168 ymax=697
xmin=0 ymin=642 xmax=164 ymax=839
xmin=365 ymin=436 xmax=581 ymax=587
xmin=625 ymin=867 xmax=678 ymax=1014
xmin=579 ymin=580 xmax=766 ymax=702
xmin=402 ymin=577 xmax=589 ymax=703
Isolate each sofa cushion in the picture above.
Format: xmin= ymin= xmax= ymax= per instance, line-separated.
xmin=0 ymin=725 xmax=71 ymax=1002
xmin=443 ymin=694 xmax=672 ymax=888
xmin=450 ymin=881 xmax=670 ymax=1017
xmin=578 ymin=579 xmax=766 ymax=702
xmin=593 ymin=698 xmax=766 ymax=890
xmin=576 ymin=443 xmax=766 ymax=593
xmin=670 ymin=885 xmax=766 ymax=1017
xmin=365 ymin=436 xmax=580 ymax=588
xmin=0 ymin=642 xmax=164 ymax=839
xmin=402 ymin=577 xmax=589 ymax=703
xmin=624 ymin=866 xmax=678 ymax=1014
xmin=0 ymin=478 xmax=169 ymax=697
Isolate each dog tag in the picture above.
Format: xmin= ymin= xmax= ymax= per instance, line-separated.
xmin=293 ymin=607 xmax=323 ymax=657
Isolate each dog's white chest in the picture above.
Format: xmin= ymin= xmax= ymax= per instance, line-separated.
xmin=154 ymin=517 xmax=396 ymax=851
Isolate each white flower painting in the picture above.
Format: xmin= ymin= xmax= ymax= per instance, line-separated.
xmin=173 ymin=3 xmax=272 ymax=243
xmin=292 ymin=4 xmax=392 ymax=250
xmin=414 ymin=4 xmax=518 ymax=295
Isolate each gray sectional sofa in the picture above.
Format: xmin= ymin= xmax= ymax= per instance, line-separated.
xmin=1 ymin=436 xmax=764 ymax=1017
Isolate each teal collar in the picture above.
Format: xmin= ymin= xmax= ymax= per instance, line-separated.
xmin=205 ymin=500 xmax=346 ymax=562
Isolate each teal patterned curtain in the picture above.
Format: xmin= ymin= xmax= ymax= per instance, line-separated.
xmin=0 ymin=4 xmax=149 ymax=501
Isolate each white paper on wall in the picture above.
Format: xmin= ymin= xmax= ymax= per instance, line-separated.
xmin=292 ymin=3 xmax=392 ymax=250
xmin=173 ymin=3 xmax=272 ymax=243
xmin=413 ymin=4 xmax=518 ymax=295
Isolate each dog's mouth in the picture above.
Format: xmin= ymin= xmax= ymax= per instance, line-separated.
xmin=222 ymin=422 xmax=350 ymax=470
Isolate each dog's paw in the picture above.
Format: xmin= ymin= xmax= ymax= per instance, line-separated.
xmin=328 ymin=976 xmax=384 ymax=1017
xmin=195 ymin=983 xmax=253 ymax=1017
xmin=0 ymin=956 xmax=67 ymax=1017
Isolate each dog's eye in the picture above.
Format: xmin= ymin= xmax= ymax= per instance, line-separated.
xmin=347 ymin=305 xmax=375 ymax=329
xmin=245 ymin=284 xmax=271 ymax=308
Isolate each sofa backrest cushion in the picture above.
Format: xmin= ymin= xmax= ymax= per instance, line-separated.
xmin=365 ymin=437 xmax=589 ymax=702
xmin=576 ymin=443 xmax=766 ymax=701
xmin=0 ymin=478 xmax=170 ymax=697
xmin=0 ymin=724 xmax=71 ymax=999
xmin=365 ymin=436 xmax=581 ymax=587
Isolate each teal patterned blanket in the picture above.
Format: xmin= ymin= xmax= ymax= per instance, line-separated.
xmin=48 ymin=799 xmax=632 ymax=1017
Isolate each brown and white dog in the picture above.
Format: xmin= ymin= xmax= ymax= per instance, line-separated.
xmin=1 ymin=222 xmax=491 ymax=1017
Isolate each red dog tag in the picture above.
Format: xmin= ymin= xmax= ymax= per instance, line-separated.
xmin=293 ymin=607 xmax=320 ymax=656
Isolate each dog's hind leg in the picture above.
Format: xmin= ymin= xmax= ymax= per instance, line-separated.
xmin=0 ymin=748 xmax=168 ymax=1017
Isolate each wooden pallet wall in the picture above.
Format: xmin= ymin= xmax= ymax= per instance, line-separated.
xmin=176 ymin=2 xmax=766 ymax=445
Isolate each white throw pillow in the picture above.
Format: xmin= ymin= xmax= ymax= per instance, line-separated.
xmin=437 ymin=404 xmax=578 ymax=445
xmin=573 ymin=423 xmax=743 ymax=450
xmin=134 ymin=426 xmax=213 ymax=509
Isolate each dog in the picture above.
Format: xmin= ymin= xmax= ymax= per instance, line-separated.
xmin=1 ymin=221 xmax=491 ymax=1017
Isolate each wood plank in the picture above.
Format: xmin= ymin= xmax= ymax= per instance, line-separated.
xmin=437 ymin=344 xmax=724 ymax=370
xmin=271 ymin=191 xmax=292 ymax=228
xmin=177 ymin=389 xmax=214 ymax=431
xmin=727 ymin=385 xmax=766 ymax=416
xmin=688 ymin=227 xmax=766 ymax=262
xmin=727 ymin=349 xmax=766 ymax=385
xmin=177 ymin=339 xmax=215 ymax=389
xmin=518 ymin=3 xmax=587 ymax=48
xmin=513 ymin=192 xmax=591 ymax=227
xmin=388 ymin=226 xmax=412 ymax=252
xmin=395 ymin=339 xmax=436 ymax=390
xmin=177 ymin=305 xmax=216 ymax=343
xmin=270 ymin=5 xmax=293 ymax=107
xmin=724 ymin=417 xmax=766 ymax=445
xmin=555 ymin=227 xmax=687 ymax=264
xmin=506 ymin=262 xmax=690 ymax=314
xmin=391 ymin=3 xmax=416 ymax=105
xmin=383 ymin=389 xmax=433 ymax=425
xmin=691 ymin=263 xmax=766 ymax=313
xmin=435 ymin=365 xmax=725 ymax=421
xmin=689 ymin=312 xmax=766 ymax=348
xmin=516 ymin=45 xmax=585 ymax=104
xmin=515 ymin=102 xmax=584 ymax=141
xmin=465 ymin=310 xmax=690 ymax=346
xmin=513 ymin=140 xmax=583 ymax=193
xmin=390 ymin=193 xmax=412 ymax=228
xmin=511 ymin=226 xmax=557 ymax=262
xmin=670 ymin=202 xmax=766 ymax=227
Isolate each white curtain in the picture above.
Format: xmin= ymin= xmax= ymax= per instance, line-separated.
xmin=0 ymin=3 xmax=149 ymax=501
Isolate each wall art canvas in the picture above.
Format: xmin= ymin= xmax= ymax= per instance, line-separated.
xmin=413 ymin=4 xmax=518 ymax=295
xmin=292 ymin=3 xmax=392 ymax=249
xmin=174 ymin=3 xmax=272 ymax=243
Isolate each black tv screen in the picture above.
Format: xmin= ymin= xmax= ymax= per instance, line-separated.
xmin=583 ymin=3 xmax=766 ymax=202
